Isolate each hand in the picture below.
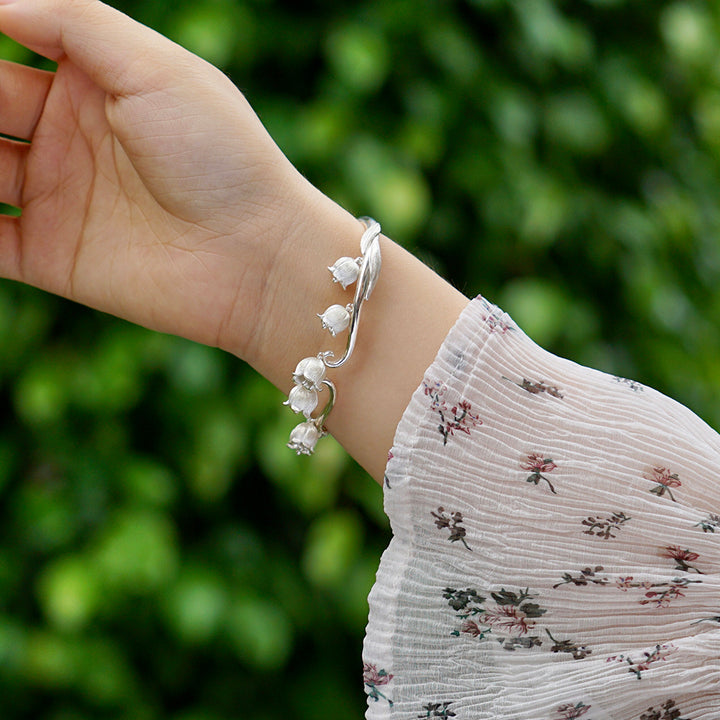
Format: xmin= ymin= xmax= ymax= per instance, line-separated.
xmin=0 ymin=0 xmax=320 ymax=359
xmin=0 ymin=0 xmax=468 ymax=482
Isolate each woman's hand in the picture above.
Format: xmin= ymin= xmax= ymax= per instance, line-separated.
xmin=0 ymin=0 xmax=468 ymax=481
xmin=0 ymin=0 xmax=323 ymax=359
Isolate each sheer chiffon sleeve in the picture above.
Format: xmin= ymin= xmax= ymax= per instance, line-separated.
xmin=363 ymin=295 xmax=720 ymax=720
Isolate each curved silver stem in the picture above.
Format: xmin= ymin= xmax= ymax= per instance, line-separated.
xmin=324 ymin=219 xmax=381 ymax=369
xmin=312 ymin=379 xmax=336 ymax=430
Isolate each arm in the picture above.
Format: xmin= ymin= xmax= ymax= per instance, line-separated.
xmin=0 ymin=0 xmax=468 ymax=482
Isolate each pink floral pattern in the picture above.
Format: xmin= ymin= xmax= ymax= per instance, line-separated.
xmin=423 ymin=381 xmax=481 ymax=445
xmin=363 ymin=663 xmax=393 ymax=706
xmin=478 ymin=296 xmax=514 ymax=334
xmin=648 ymin=467 xmax=681 ymax=502
xmin=616 ymin=576 xmax=702 ymax=608
xmin=443 ymin=587 xmax=591 ymax=656
xmin=661 ymin=545 xmax=704 ymax=573
xmin=367 ymin=298 xmax=719 ymax=718
xmin=606 ymin=643 xmax=676 ymax=680
xmin=554 ymin=563 xmax=702 ymax=609
xmin=522 ymin=453 xmax=559 ymax=494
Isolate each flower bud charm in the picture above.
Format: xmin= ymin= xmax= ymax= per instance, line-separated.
xmin=287 ymin=421 xmax=321 ymax=455
xmin=328 ymin=257 xmax=360 ymax=289
xmin=293 ymin=356 xmax=327 ymax=390
xmin=283 ymin=385 xmax=319 ymax=418
xmin=318 ymin=304 xmax=352 ymax=336
xmin=283 ymin=217 xmax=381 ymax=456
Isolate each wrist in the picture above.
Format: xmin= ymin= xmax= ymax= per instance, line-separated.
xmin=226 ymin=177 xmax=367 ymax=391
xmin=230 ymin=176 xmax=468 ymax=481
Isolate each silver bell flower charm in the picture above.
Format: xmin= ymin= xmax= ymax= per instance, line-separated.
xmin=283 ymin=216 xmax=381 ymax=455
xmin=293 ymin=356 xmax=327 ymax=390
xmin=287 ymin=421 xmax=322 ymax=455
xmin=328 ymin=257 xmax=360 ymax=289
xmin=283 ymin=385 xmax=319 ymax=418
xmin=318 ymin=304 xmax=352 ymax=336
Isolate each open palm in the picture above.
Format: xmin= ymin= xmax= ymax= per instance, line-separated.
xmin=0 ymin=0 xmax=306 ymax=354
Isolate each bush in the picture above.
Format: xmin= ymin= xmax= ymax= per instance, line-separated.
xmin=3 ymin=1 xmax=720 ymax=717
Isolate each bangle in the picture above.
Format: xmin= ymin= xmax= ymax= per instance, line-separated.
xmin=284 ymin=217 xmax=382 ymax=455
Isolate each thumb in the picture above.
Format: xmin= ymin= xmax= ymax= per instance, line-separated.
xmin=0 ymin=0 xmax=193 ymax=96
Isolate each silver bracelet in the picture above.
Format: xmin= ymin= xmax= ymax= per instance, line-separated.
xmin=285 ymin=217 xmax=382 ymax=455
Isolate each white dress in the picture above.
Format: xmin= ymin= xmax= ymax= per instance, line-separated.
xmin=363 ymin=296 xmax=720 ymax=720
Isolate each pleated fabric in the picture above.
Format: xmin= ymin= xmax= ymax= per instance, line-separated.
xmin=363 ymin=296 xmax=720 ymax=720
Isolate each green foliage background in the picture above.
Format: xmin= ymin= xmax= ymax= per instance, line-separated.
xmin=2 ymin=0 xmax=720 ymax=717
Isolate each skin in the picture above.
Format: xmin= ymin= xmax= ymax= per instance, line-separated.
xmin=0 ymin=0 xmax=468 ymax=482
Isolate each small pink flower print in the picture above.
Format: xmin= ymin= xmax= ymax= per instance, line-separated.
xmin=460 ymin=619 xmax=486 ymax=638
xmin=616 ymin=577 xmax=634 ymax=591
xmin=661 ymin=545 xmax=703 ymax=573
xmin=648 ymin=467 xmax=681 ymax=502
xmin=423 ymin=382 xmax=481 ymax=445
xmin=614 ymin=576 xmax=700 ymax=608
xmin=445 ymin=587 xmax=547 ymax=650
xmin=363 ymin=663 xmax=392 ymax=687
xmin=481 ymin=605 xmax=536 ymax=636
xmin=522 ymin=453 xmax=558 ymax=494
xmin=640 ymin=583 xmax=686 ymax=608
xmin=607 ymin=643 xmax=676 ymax=679
xmin=479 ymin=299 xmax=514 ymax=334
xmin=555 ymin=702 xmax=592 ymax=720
xmin=363 ymin=663 xmax=393 ymax=706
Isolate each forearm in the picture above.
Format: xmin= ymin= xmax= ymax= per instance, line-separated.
xmin=234 ymin=180 xmax=469 ymax=482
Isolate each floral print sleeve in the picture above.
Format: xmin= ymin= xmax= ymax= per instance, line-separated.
xmin=363 ymin=296 xmax=719 ymax=719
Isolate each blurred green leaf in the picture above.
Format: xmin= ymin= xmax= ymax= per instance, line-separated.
xmin=122 ymin=456 xmax=178 ymax=507
xmin=162 ymin=565 xmax=228 ymax=643
xmin=14 ymin=357 xmax=71 ymax=425
xmin=93 ymin=509 xmax=179 ymax=593
xmin=183 ymin=400 xmax=248 ymax=502
xmin=545 ymin=91 xmax=610 ymax=155
xmin=302 ymin=509 xmax=364 ymax=589
xmin=499 ymin=278 xmax=570 ymax=347
xmin=660 ymin=2 xmax=715 ymax=68
xmin=166 ymin=0 xmax=256 ymax=68
xmin=37 ymin=555 xmax=102 ymax=632
xmin=325 ymin=22 xmax=390 ymax=93
xmin=344 ymin=136 xmax=431 ymax=237
xmin=225 ymin=593 xmax=293 ymax=670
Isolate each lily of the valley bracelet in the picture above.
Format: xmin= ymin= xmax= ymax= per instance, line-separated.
xmin=285 ymin=217 xmax=382 ymax=455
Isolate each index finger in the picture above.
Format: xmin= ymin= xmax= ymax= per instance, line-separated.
xmin=0 ymin=0 xmax=198 ymax=98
